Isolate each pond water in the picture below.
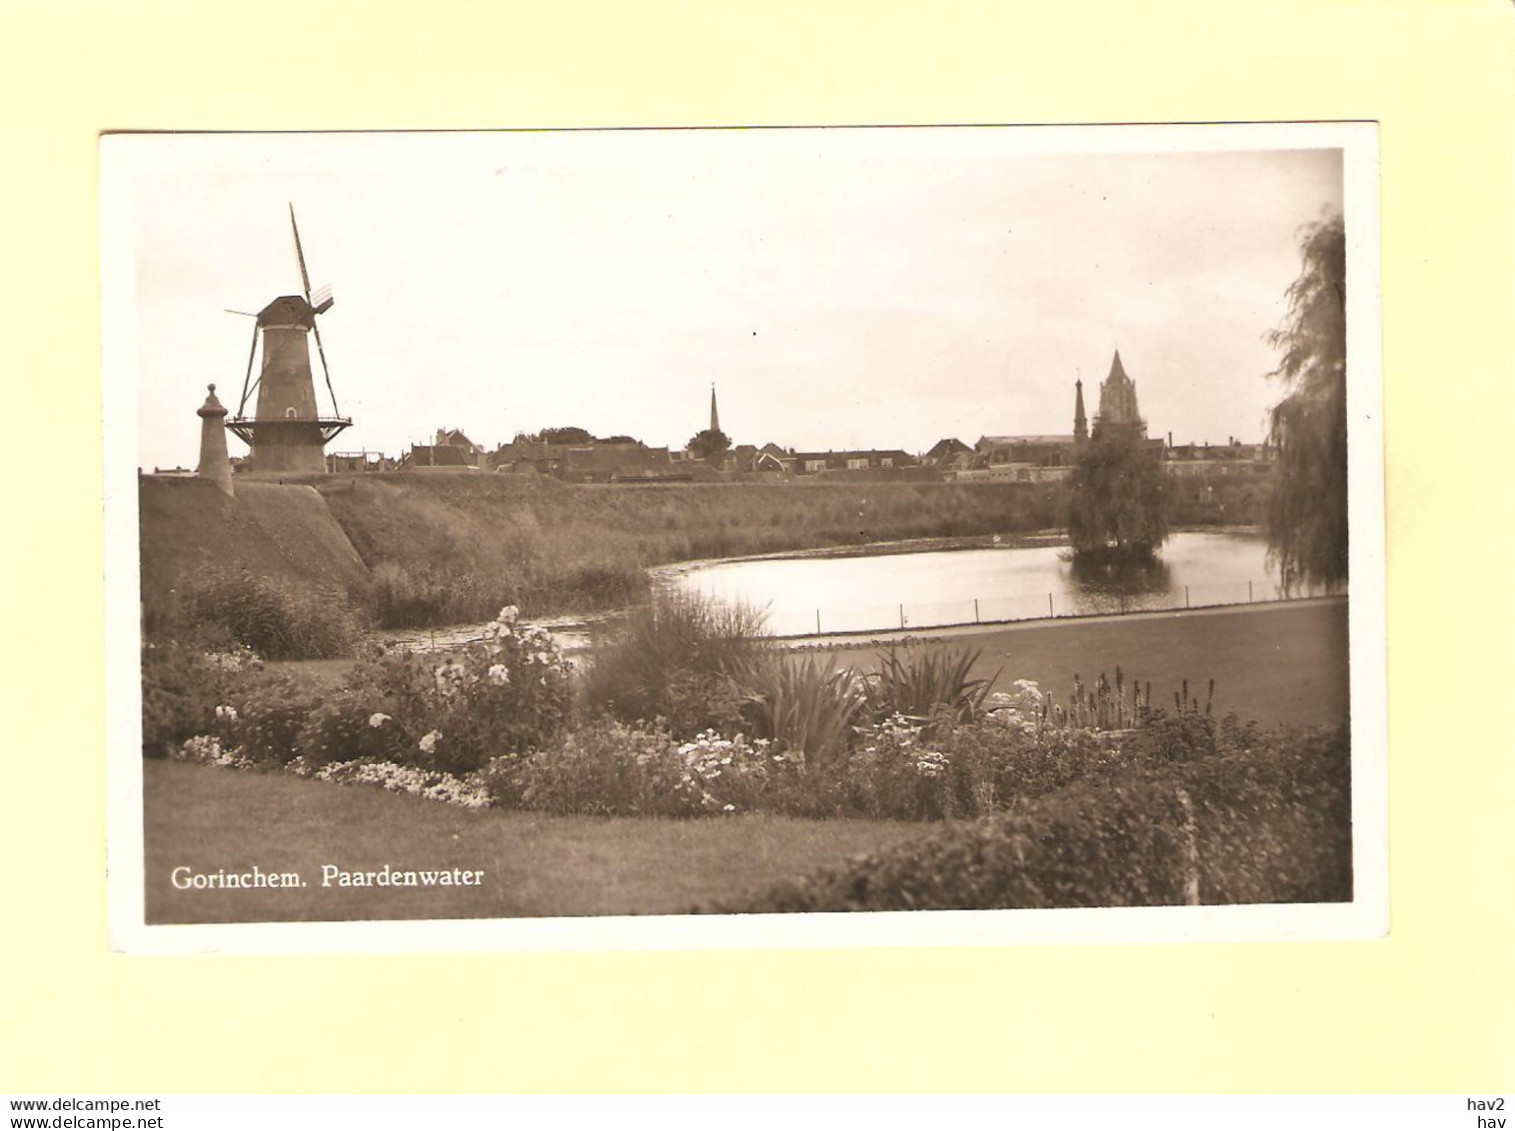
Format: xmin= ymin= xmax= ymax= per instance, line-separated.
xmin=668 ymin=531 xmax=1330 ymax=637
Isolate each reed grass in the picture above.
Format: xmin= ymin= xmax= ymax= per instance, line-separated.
xmin=580 ymin=588 xmax=772 ymax=737
xmin=739 ymin=656 xmax=866 ymax=773
xmin=863 ymin=644 xmax=999 ymax=728
xmin=317 ymin=475 xmax=1058 ymax=627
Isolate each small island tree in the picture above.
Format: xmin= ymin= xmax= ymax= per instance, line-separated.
xmin=1066 ymin=428 xmax=1170 ymax=561
xmin=687 ymin=428 xmax=732 ymax=468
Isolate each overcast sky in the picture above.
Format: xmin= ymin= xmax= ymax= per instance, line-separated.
xmin=114 ymin=128 xmax=1343 ymax=469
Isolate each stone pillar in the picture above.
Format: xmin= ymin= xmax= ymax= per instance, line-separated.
xmin=196 ymin=384 xmax=234 ymax=497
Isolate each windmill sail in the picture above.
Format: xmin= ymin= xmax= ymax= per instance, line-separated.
xmin=289 ymin=203 xmax=313 ymax=298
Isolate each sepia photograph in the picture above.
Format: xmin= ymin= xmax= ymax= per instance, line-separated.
xmin=102 ymin=123 xmax=1383 ymax=950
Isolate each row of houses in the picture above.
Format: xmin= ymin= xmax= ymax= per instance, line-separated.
xmin=320 ymin=355 xmax=1276 ymax=485
xmin=324 ymin=429 xmax=930 ymax=482
xmin=323 ymin=428 xmax=1276 ymax=484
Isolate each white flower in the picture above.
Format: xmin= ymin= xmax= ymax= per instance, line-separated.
xmin=214 ymin=705 xmax=237 ymax=722
xmin=419 ymin=729 xmax=442 ymax=755
xmin=723 ymin=803 xmax=736 ymax=813
xmin=487 ymin=663 xmax=510 ymax=686
xmin=497 ymin=605 xmax=520 ymax=624
xmin=368 ymin=712 xmax=391 ymax=728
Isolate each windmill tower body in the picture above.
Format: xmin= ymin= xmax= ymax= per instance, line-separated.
xmin=225 ymin=209 xmax=350 ymax=474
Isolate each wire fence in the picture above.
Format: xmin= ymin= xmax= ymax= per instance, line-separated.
xmin=377 ymin=578 xmax=1342 ymax=653
xmin=762 ymin=577 xmax=1337 ymax=638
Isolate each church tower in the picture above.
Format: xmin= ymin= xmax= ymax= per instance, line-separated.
xmin=1092 ymin=349 xmax=1146 ymax=440
xmin=1073 ymin=378 xmax=1088 ymax=445
xmin=710 ymin=383 xmax=721 ymax=435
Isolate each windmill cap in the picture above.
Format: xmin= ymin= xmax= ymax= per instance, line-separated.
xmin=257 ymin=295 xmax=317 ymax=326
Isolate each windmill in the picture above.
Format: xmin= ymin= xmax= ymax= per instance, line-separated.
xmin=224 ymin=205 xmax=352 ymax=473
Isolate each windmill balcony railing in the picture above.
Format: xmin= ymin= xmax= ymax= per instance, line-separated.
xmin=226 ymin=415 xmax=353 ymax=444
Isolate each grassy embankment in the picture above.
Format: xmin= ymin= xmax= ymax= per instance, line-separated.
xmin=143 ymin=759 xmax=924 ymax=923
xmin=140 ymin=473 xmax=1059 ymax=637
xmin=138 ymin=478 xmax=369 ymax=635
xmin=310 ymin=474 xmax=1059 ymax=628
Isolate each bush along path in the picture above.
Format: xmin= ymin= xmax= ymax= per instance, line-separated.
xmin=700 ymin=720 xmax=1351 ymax=912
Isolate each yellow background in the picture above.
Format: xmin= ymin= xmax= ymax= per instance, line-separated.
xmin=2 ymin=0 xmax=1511 ymax=1093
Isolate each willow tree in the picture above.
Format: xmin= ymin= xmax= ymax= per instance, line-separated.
xmin=1265 ymin=214 xmax=1347 ymax=592
xmin=1066 ymin=427 xmax=1170 ymax=561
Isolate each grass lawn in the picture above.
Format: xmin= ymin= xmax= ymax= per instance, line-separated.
xmin=143 ymin=760 xmax=925 ymax=924
xmin=814 ymin=599 xmax=1351 ymax=728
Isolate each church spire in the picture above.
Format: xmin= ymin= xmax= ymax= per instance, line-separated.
xmin=1073 ymin=377 xmax=1088 ymax=444
xmin=1094 ymin=348 xmax=1146 ymax=439
xmin=710 ymin=383 xmax=721 ymax=435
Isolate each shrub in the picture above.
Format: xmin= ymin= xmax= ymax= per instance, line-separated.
xmin=825 ymin=712 xmax=982 ymax=821
xmin=939 ymin=710 xmax=1146 ymax=809
xmin=179 ymin=570 xmax=361 ymax=659
xmin=706 ymin=723 xmax=1352 ymax=912
xmin=233 ymin=671 xmax=324 ymax=764
xmin=504 ymin=722 xmax=662 ymax=816
xmin=582 ymin=589 xmax=770 ymax=738
xmin=140 ymin=640 xmax=261 ymax=758
xmin=295 ymin=690 xmax=405 ymax=768
xmin=343 ymin=605 xmax=574 ymax=773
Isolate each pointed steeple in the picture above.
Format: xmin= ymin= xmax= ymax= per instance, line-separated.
xmin=709 ymin=383 xmax=721 ymax=435
xmin=1093 ymin=348 xmax=1146 ymax=439
xmin=1073 ymin=378 xmax=1088 ymax=444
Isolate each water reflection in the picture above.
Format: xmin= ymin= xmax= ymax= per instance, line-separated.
xmin=1066 ymin=552 xmax=1173 ymax=595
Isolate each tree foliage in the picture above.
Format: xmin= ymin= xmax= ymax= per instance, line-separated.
xmin=1066 ymin=429 xmax=1170 ymax=560
xmin=1265 ymin=214 xmax=1347 ymax=592
xmin=535 ymin=426 xmax=595 ymax=445
xmin=687 ymin=428 xmax=732 ymax=466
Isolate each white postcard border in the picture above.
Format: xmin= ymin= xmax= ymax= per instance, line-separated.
xmin=102 ymin=121 xmax=1386 ymax=955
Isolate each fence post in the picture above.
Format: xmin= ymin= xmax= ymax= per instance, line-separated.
xmin=974 ymin=597 xmax=980 ymax=624
xmin=899 ymin=603 xmax=905 ymax=629
xmin=1176 ymin=788 xmax=1201 ymax=906
xmin=816 ymin=609 xmax=821 ymax=635
xmin=1186 ymin=585 xmax=1190 ymax=608
xmin=1248 ymin=580 xmax=1254 ymax=603
xmin=1048 ymin=592 xmax=1054 ymax=618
